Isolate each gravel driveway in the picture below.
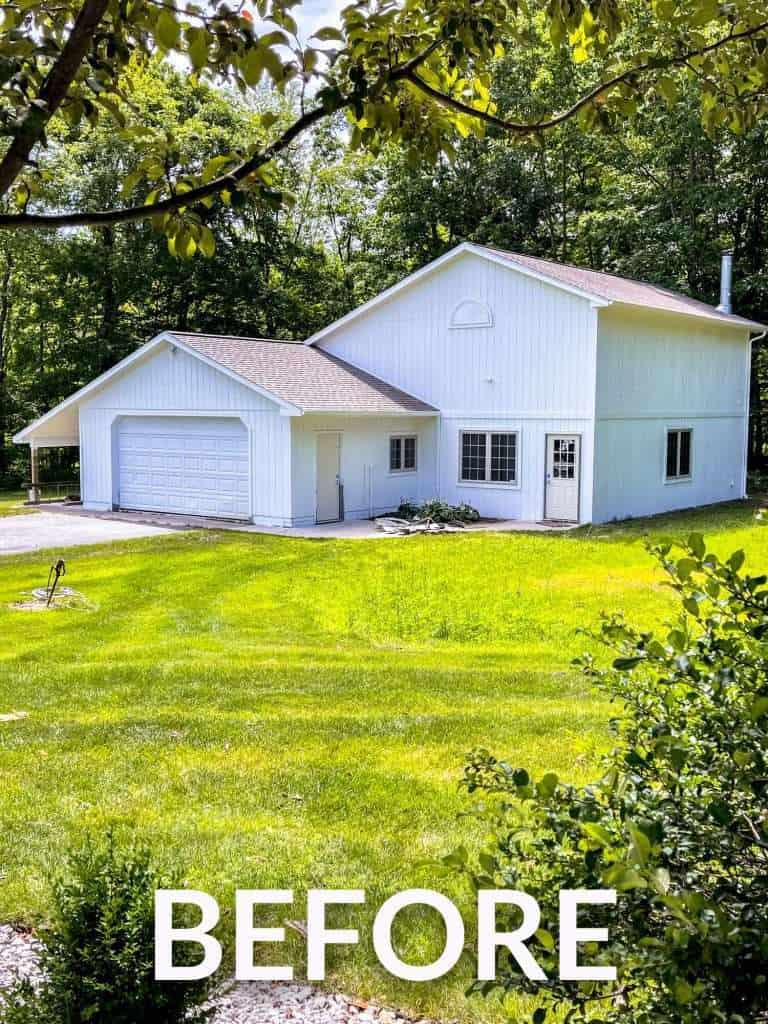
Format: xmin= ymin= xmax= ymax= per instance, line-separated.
xmin=0 ymin=511 xmax=175 ymax=556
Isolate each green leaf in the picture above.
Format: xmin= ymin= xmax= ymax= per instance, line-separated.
xmin=729 ymin=549 xmax=746 ymax=572
xmin=657 ymin=75 xmax=679 ymax=104
xmin=242 ymin=47 xmax=266 ymax=86
xmin=749 ymin=696 xmax=768 ymax=721
xmin=673 ymin=978 xmax=695 ymax=1004
xmin=155 ymin=10 xmax=180 ymax=49
xmin=535 ymin=929 xmax=555 ymax=951
xmin=604 ymin=864 xmax=647 ymax=891
xmin=199 ymin=226 xmax=216 ymax=258
xmin=537 ymin=772 xmax=558 ymax=799
xmin=582 ymin=822 xmax=612 ymax=847
xmin=613 ymin=656 xmax=643 ymax=670
xmin=313 ymin=26 xmax=345 ymax=42
xmin=187 ymin=28 xmax=209 ymax=71
xmin=687 ymin=533 xmax=705 ymax=559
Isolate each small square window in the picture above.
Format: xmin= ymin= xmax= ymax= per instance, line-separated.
xmin=666 ymin=429 xmax=692 ymax=480
xmin=390 ymin=435 xmax=418 ymax=473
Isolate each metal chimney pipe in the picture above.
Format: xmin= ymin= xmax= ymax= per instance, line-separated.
xmin=716 ymin=249 xmax=733 ymax=314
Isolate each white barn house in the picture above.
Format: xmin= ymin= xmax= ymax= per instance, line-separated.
xmin=14 ymin=242 xmax=766 ymax=527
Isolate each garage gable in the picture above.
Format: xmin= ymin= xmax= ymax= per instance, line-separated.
xmin=13 ymin=333 xmax=293 ymax=446
xmin=79 ymin=341 xmax=281 ymax=416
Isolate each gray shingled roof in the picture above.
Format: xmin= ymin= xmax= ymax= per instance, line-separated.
xmin=483 ymin=246 xmax=765 ymax=330
xmin=170 ymin=333 xmax=437 ymax=414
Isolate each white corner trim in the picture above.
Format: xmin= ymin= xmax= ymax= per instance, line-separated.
xmin=448 ymin=298 xmax=494 ymax=329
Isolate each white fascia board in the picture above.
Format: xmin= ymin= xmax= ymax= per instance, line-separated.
xmin=12 ymin=332 xmax=304 ymax=444
xmin=604 ymin=302 xmax=766 ymax=334
xmin=465 ymin=243 xmax=611 ymax=306
xmin=162 ymin=333 xmax=302 ymax=415
xmin=12 ymin=333 xmax=170 ymax=444
xmin=300 ymin=409 xmax=438 ymax=417
xmin=304 ymin=241 xmax=610 ymax=348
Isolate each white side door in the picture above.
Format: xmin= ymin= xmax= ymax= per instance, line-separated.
xmin=544 ymin=434 xmax=580 ymax=522
xmin=316 ymin=432 xmax=341 ymax=523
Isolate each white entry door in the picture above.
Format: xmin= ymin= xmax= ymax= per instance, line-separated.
xmin=544 ymin=434 xmax=580 ymax=522
xmin=118 ymin=416 xmax=250 ymax=519
xmin=316 ymin=432 xmax=341 ymax=523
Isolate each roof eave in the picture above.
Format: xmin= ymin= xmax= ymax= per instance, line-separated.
xmin=12 ymin=333 xmax=171 ymax=444
xmin=603 ymin=301 xmax=766 ymax=333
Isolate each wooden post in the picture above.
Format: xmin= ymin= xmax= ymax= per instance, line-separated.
xmin=28 ymin=444 xmax=40 ymax=504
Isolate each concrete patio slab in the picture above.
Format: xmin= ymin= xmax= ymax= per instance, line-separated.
xmin=33 ymin=503 xmax=577 ymax=540
xmin=0 ymin=511 xmax=175 ymax=556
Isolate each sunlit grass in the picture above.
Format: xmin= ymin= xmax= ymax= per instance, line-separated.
xmin=0 ymin=489 xmax=33 ymax=518
xmin=0 ymin=498 xmax=766 ymax=1022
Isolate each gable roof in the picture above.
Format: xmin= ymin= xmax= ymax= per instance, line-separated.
xmin=169 ymin=333 xmax=436 ymax=413
xmin=484 ymin=248 xmax=766 ymax=331
xmin=13 ymin=331 xmax=435 ymax=442
xmin=306 ymin=241 xmax=765 ymax=345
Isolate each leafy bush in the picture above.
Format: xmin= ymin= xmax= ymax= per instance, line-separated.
xmin=452 ymin=534 xmax=768 ymax=1023
xmin=395 ymin=498 xmax=480 ymax=523
xmin=0 ymin=832 xmax=212 ymax=1024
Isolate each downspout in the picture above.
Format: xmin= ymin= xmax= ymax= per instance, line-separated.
xmin=745 ymin=328 xmax=767 ymax=496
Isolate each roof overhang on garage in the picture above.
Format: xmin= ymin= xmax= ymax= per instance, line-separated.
xmin=11 ymin=332 xmax=304 ymax=447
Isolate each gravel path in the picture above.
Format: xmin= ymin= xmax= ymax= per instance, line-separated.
xmin=0 ymin=926 xmax=442 ymax=1023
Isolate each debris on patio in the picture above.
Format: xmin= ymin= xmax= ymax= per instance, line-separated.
xmin=376 ymin=499 xmax=481 ymax=536
xmin=0 ymin=926 xmax=445 ymax=1024
xmin=375 ymin=517 xmax=468 ymax=535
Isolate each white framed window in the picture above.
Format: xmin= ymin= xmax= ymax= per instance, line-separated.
xmin=390 ymin=434 xmax=418 ymax=473
xmin=459 ymin=430 xmax=518 ymax=485
xmin=666 ymin=428 xmax=692 ymax=481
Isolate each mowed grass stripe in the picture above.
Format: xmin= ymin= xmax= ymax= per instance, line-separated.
xmin=0 ymin=498 xmax=766 ymax=1021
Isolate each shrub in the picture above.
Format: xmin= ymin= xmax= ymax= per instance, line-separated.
xmin=0 ymin=832 xmax=213 ymax=1024
xmin=395 ymin=498 xmax=480 ymax=523
xmin=451 ymin=534 xmax=768 ymax=1023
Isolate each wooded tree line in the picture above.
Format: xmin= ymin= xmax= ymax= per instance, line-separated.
xmin=1 ymin=51 xmax=767 ymax=483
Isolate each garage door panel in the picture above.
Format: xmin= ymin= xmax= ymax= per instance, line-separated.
xmin=118 ymin=417 xmax=250 ymax=519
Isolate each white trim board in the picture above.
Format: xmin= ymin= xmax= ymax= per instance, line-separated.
xmin=12 ymin=332 xmax=301 ymax=444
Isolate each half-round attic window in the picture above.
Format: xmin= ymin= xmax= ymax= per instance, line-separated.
xmin=449 ymin=298 xmax=493 ymax=329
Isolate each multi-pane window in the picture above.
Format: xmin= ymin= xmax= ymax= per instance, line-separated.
xmin=390 ymin=434 xmax=418 ymax=473
xmin=552 ymin=437 xmax=576 ymax=479
xmin=460 ymin=431 xmax=518 ymax=484
xmin=666 ymin=428 xmax=692 ymax=480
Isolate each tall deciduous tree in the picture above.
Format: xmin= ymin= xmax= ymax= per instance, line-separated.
xmin=0 ymin=0 xmax=767 ymax=252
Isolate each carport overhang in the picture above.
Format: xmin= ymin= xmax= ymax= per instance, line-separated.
xmin=12 ymin=404 xmax=80 ymax=503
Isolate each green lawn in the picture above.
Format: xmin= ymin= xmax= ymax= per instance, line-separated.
xmin=0 ymin=489 xmax=34 ymax=517
xmin=1 ymin=500 xmax=766 ymax=1021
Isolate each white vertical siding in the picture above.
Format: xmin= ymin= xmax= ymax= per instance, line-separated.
xmin=438 ymin=415 xmax=594 ymax=522
xmin=316 ymin=250 xmax=597 ymax=416
xmin=290 ymin=415 xmax=438 ymax=525
xmin=593 ymin=307 xmax=751 ymax=522
xmin=78 ymin=342 xmax=292 ymax=524
xmin=315 ymin=250 xmax=598 ymax=522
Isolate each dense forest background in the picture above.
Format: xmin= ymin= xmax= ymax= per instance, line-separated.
xmin=2 ymin=47 xmax=767 ymax=485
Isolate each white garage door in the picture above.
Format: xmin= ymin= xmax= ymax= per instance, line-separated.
xmin=118 ymin=416 xmax=250 ymax=519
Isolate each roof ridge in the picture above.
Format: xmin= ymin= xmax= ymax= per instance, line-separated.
xmin=480 ymin=245 xmax=704 ymax=301
xmin=169 ymin=330 xmax=299 ymax=344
